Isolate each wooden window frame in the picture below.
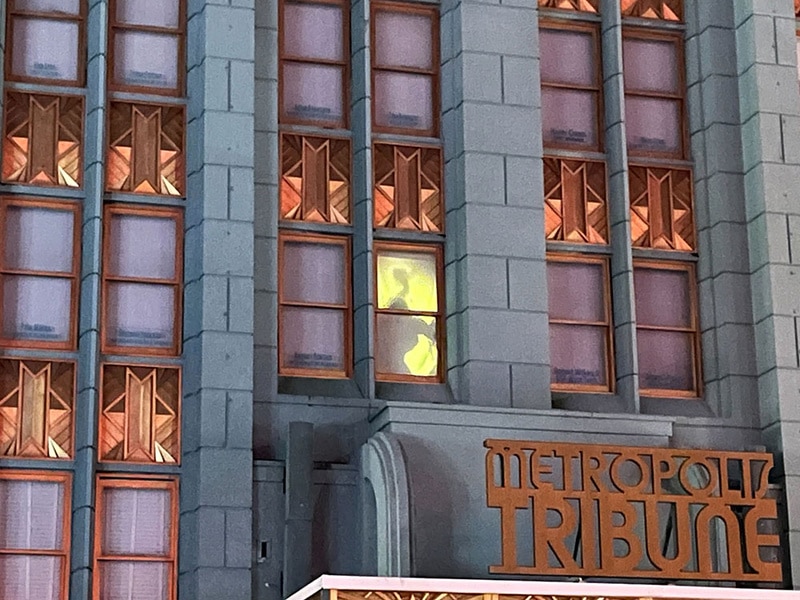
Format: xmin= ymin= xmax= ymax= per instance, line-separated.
xmin=278 ymin=231 xmax=352 ymax=379
xmin=93 ymin=475 xmax=178 ymax=600
xmin=547 ymin=253 xmax=614 ymax=393
xmin=279 ymin=0 xmax=350 ymax=129
xmin=539 ymin=19 xmax=604 ymax=153
xmin=634 ymin=259 xmax=701 ymax=398
xmin=0 ymin=197 xmax=81 ymax=351
xmin=4 ymin=0 xmax=87 ymax=87
xmin=101 ymin=204 xmax=184 ymax=357
xmin=622 ymin=27 xmax=687 ymax=160
xmin=108 ymin=0 xmax=186 ymax=96
xmin=370 ymin=1 xmax=440 ymax=138
xmin=0 ymin=470 xmax=72 ymax=600
xmin=373 ymin=241 xmax=444 ymax=383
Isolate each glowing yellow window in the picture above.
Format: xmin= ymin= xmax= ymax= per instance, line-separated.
xmin=375 ymin=243 xmax=442 ymax=382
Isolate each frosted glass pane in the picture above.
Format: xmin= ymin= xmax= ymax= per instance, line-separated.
xmin=281 ymin=307 xmax=345 ymax=371
xmin=3 ymin=276 xmax=71 ymax=341
xmin=377 ymin=251 xmax=437 ymax=312
xmin=108 ymin=215 xmax=177 ymax=280
xmin=114 ymin=31 xmax=179 ymax=89
xmin=549 ymin=324 xmax=607 ymax=387
xmin=634 ymin=267 xmax=691 ymax=328
xmin=282 ymin=63 xmax=344 ymax=124
xmin=282 ymin=242 xmax=345 ymax=305
xmin=542 ymin=88 xmax=597 ymax=147
xmin=375 ymin=11 xmax=433 ymax=70
xmin=375 ymin=314 xmax=438 ymax=377
xmin=283 ymin=3 xmax=343 ymax=61
xmin=626 ymin=96 xmax=681 ymax=153
xmin=5 ymin=206 xmax=74 ymax=273
xmin=540 ymin=29 xmax=594 ymax=86
xmin=11 ymin=18 xmax=78 ymax=81
xmin=623 ymin=38 xmax=678 ymax=93
xmin=100 ymin=562 xmax=169 ymax=600
xmin=0 ymin=556 xmax=61 ymax=600
xmin=103 ymin=488 xmax=170 ymax=556
xmin=374 ymin=72 xmax=433 ymax=132
xmin=106 ymin=283 xmax=174 ymax=347
xmin=16 ymin=0 xmax=80 ymax=14
xmin=637 ymin=329 xmax=694 ymax=391
xmin=117 ymin=0 xmax=180 ymax=28
xmin=547 ymin=262 xmax=604 ymax=322
xmin=0 ymin=480 xmax=63 ymax=550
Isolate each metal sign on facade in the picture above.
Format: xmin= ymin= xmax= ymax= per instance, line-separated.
xmin=484 ymin=440 xmax=782 ymax=582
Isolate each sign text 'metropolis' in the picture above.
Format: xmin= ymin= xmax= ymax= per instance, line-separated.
xmin=484 ymin=440 xmax=782 ymax=582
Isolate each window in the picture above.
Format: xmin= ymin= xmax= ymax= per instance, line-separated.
xmin=375 ymin=243 xmax=443 ymax=381
xmin=102 ymin=205 xmax=183 ymax=356
xmin=0 ymin=471 xmax=71 ymax=600
xmin=372 ymin=2 xmax=438 ymax=136
xmin=94 ymin=476 xmax=178 ymax=600
xmin=547 ymin=256 xmax=612 ymax=391
xmin=278 ymin=232 xmax=351 ymax=378
xmin=0 ymin=198 xmax=80 ymax=350
xmin=280 ymin=0 xmax=348 ymax=127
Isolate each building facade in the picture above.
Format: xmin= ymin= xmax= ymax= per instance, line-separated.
xmin=1 ymin=0 xmax=800 ymax=599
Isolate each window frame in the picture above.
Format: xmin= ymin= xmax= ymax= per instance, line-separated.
xmin=101 ymin=203 xmax=184 ymax=357
xmin=547 ymin=252 xmax=614 ymax=393
xmin=107 ymin=0 xmax=186 ymax=96
xmin=4 ymin=0 xmax=87 ymax=87
xmin=92 ymin=475 xmax=178 ymax=600
xmin=539 ymin=19 xmax=604 ymax=153
xmin=0 ymin=197 xmax=81 ymax=351
xmin=0 ymin=470 xmax=72 ymax=600
xmin=622 ymin=27 xmax=687 ymax=160
xmin=278 ymin=0 xmax=350 ymax=129
xmin=373 ymin=240 xmax=445 ymax=383
xmin=633 ymin=259 xmax=701 ymax=398
xmin=277 ymin=230 xmax=352 ymax=379
xmin=370 ymin=0 xmax=440 ymax=138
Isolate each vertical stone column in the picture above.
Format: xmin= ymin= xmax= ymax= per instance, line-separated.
xmin=685 ymin=0 xmax=759 ymax=420
xmin=600 ymin=0 xmax=639 ymax=411
xmin=182 ymin=1 xmax=255 ymax=598
xmin=442 ymin=0 xmax=550 ymax=408
xmin=735 ymin=0 xmax=800 ymax=585
xmin=71 ymin=0 xmax=107 ymax=596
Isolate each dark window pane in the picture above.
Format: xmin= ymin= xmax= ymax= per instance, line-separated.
xmin=283 ymin=3 xmax=343 ymax=61
xmin=281 ymin=307 xmax=345 ymax=371
xmin=3 ymin=276 xmax=71 ymax=341
xmin=634 ymin=267 xmax=691 ymax=328
xmin=374 ymin=11 xmax=433 ymax=70
xmin=540 ymin=29 xmax=594 ymax=86
xmin=637 ymin=329 xmax=694 ymax=391
xmin=282 ymin=241 xmax=346 ymax=305
xmin=11 ymin=17 xmax=79 ymax=81
xmin=625 ymin=96 xmax=681 ymax=153
xmin=542 ymin=88 xmax=597 ymax=147
xmin=549 ymin=324 xmax=607 ymax=386
xmin=547 ymin=261 xmax=605 ymax=322
xmin=375 ymin=314 xmax=438 ymax=377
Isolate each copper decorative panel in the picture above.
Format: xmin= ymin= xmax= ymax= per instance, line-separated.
xmin=544 ymin=158 xmax=607 ymax=244
xmin=100 ymin=365 xmax=180 ymax=464
xmin=2 ymin=92 xmax=83 ymax=187
xmin=485 ymin=439 xmax=782 ymax=582
xmin=281 ymin=133 xmax=351 ymax=224
xmin=630 ymin=166 xmax=694 ymax=250
xmin=538 ymin=0 xmax=599 ymax=13
xmin=0 ymin=359 xmax=74 ymax=459
xmin=107 ymin=102 xmax=185 ymax=196
xmin=621 ymin=0 xmax=682 ymax=21
xmin=374 ymin=143 xmax=442 ymax=232
xmin=796 ymin=0 xmax=800 ymax=17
